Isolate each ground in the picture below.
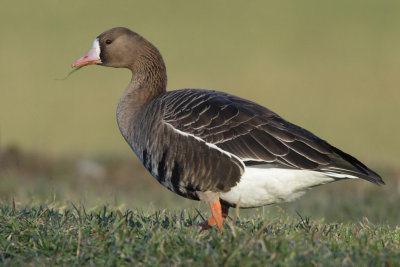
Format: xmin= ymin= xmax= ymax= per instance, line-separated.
xmin=1 ymin=205 xmax=399 ymax=266
xmin=0 ymin=149 xmax=399 ymax=266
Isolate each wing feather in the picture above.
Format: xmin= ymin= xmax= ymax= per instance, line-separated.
xmin=161 ymin=89 xmax=384 ymax=184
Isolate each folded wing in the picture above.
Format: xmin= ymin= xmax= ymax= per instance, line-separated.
xmin=162 ymin=89 xmax=384 ymax=185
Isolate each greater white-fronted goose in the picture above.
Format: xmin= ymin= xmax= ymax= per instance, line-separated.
xmin=72 ymin=27 xmax=384 ymax=230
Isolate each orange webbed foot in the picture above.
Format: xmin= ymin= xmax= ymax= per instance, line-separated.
xmin=189 ymin=201 xmax=229 ymax=230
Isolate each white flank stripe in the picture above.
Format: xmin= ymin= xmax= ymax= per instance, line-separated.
xmin=165 ymin=122 xmax=245 ymax=169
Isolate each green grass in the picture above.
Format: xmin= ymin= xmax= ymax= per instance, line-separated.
xmin=0 ymin=149 xmax=399 ymax=265
xmin=1 ymin=204 xmax=399 ymax=266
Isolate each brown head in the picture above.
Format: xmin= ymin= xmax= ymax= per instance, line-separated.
xmin=73 ymin=27 xmax=167 ymax=91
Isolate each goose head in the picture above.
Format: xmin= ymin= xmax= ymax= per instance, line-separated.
xmin=72 ymin=27 xmax=153 ymax=70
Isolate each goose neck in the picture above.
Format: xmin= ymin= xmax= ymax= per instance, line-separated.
xmin=116 ymin=56 xmax=167 ymax=139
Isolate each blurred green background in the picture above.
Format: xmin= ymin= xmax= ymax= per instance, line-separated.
xmin=0 ymin=1 xmax=399 ymax=224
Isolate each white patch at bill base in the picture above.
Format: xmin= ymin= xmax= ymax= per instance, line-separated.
xmin=92 ymin=38 xmax=101 ymax=58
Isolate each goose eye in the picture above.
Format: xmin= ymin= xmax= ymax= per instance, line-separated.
xmin=105 ymin=39 xmax=112 ymax=45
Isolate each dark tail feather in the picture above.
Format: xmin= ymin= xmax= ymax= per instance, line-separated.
xmin=329 ymin=145 xmax=385 ymax=185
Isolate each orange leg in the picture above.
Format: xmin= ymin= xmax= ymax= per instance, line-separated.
xmin=197 ymin=201 xmax=229 ymax=230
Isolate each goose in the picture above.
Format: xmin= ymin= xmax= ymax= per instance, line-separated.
xmin=72 ymin=27 xmax=384 ymax=230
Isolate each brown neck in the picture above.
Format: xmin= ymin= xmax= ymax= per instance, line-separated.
xmin=117 ymin=47 xmax=167 ymax=138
